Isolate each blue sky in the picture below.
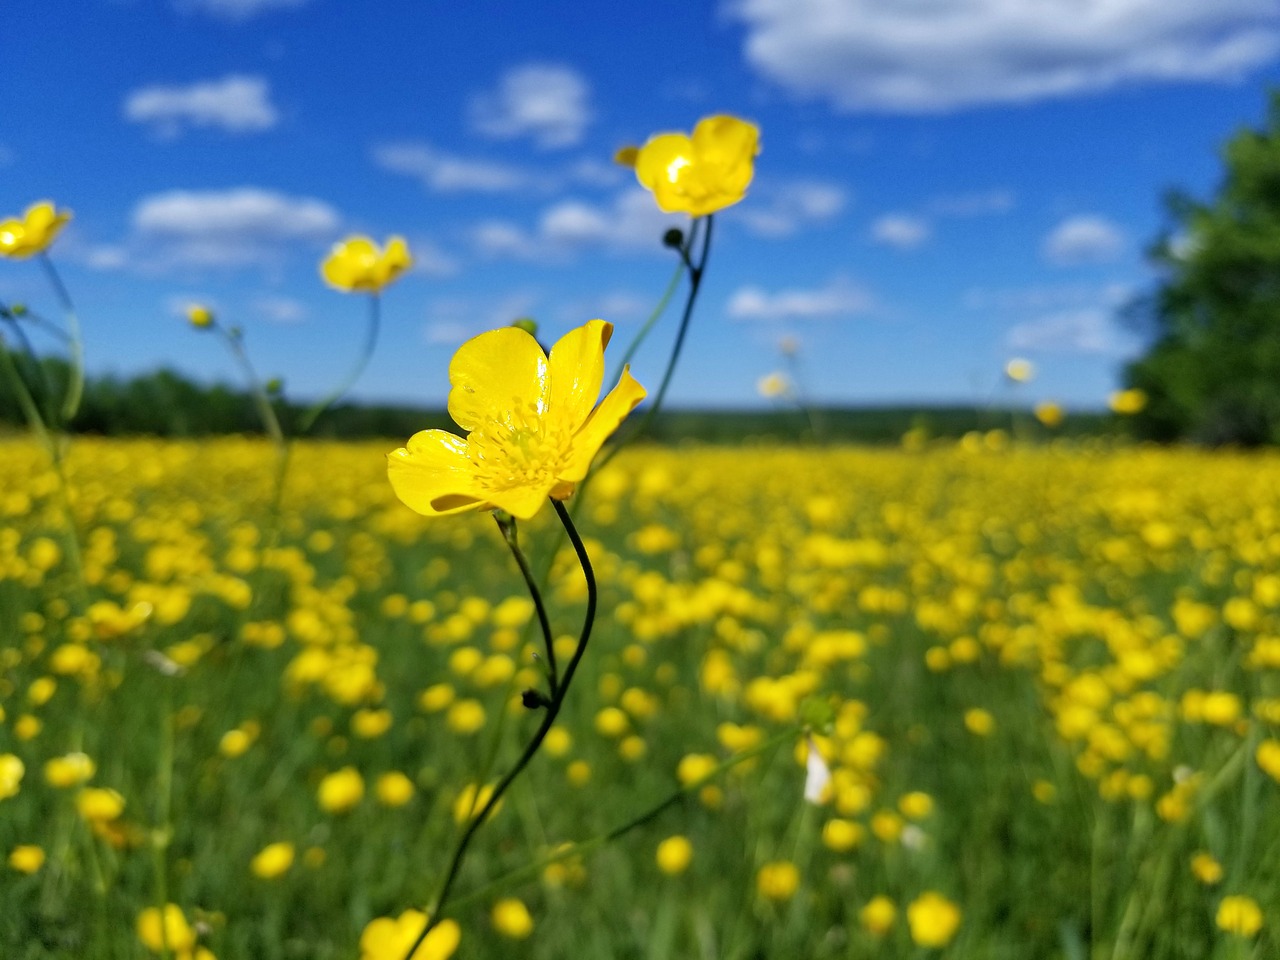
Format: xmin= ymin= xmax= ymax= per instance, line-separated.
xmin=4 ymin=0 xmax=1279 ymax=412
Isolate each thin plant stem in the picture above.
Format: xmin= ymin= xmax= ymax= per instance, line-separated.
xmin=446 ymin=725 xmax=802 ymax=913
xmin=495 ymin=513 xmax=558 ymax=697
xmin=217 ymin=326 xmax=285 ymax=447
xmin=401 ymin=499 xmax=597 ymax=960
xmin=1 ymin=312 xmax=55 ymax=420
xmin=298 ymin=293 xmax=381 ymax=435
xmin=39 ymin=254 xmax=84 ymax=424
xmin=606 ymin=244 xmax=690 ymax=390
xmin=151 ymin=683 xmax=176 ymax=960
xmin=597 ymin=213 xmax=714 ymax=472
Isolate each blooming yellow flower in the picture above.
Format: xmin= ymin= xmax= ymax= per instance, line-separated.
xmin=0 ymin=200 xmax=72 ymax=258
xmin=1109 ymin=388 xmax=1148 ymax=415
xmin=250 ymin=841 xmax=295 ymax=879
xmin=321 ymin=235 xmax=412 ymax=293
xmin=491 ymin=898 xmax=535 ymax=940
xmin=388 ymin=320 xmax=646 ymax=520
xmin=360 ymin=912 xmax=461 ymax=960
xmin=8 ymin=844 xmax=44 ymax=873
xmin=631 ymin=115 xmax=759 ymax=217
xmin=860 ymin=895 xmax=897 ymax=936
xmin=375 ymin=771 xmax=416 ymax=807
xmin=137 ymin=904 xmax=197 ymax=954
xmin=0 ymin=754 xmax=24 ymax=800
xmin=1257 ymin=739 xmax=1280 ymax=782
xmin=187 ymin=305 xmax=214 ymax=329
xmin=45 ymin=752 xmax=96 ymax=788
xmin=756 ymin=860 xmax=801 ymax=902
xmin=76 ymin=787 xmax=125 ymax=822
xmin=1004 ymin=358 xmax=1034 ymax=383
xmin=907 ymin=891 xmax=962 ymax=948
xmin=1191 ymin=851 xmax=1223 ymax=885
xmin=1216 ymin=895 xmax=1263 ymax=937
xmin=655 ymin=835 xmax=693 ymax=875
xmin=317 ymin=766 xmax=364 ymax=814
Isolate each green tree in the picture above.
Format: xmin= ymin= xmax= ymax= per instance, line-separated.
xmin=1126 ymin=92 xmax=1280 ymax=445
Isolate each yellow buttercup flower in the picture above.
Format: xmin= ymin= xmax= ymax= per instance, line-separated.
xmin=8 ymin=844 xmax=45 ymax=874
xmin=321 ymin=235 xmax=412 ymax=293
xmin=0 ymin=200 xmax=72 ymax=258
xmin=907 ymin=891 xmax=962 ymax=948
xmin=388 ymin=319 xmax=646 ymax=520
xmin=187 ymin=305 xmax=215 ymax=329
xmin=360 ymin=911 xmax=460 ymax=960
xmin=0 ymin=754 xmax=24 ymax=800
xmin=1216 ymin=895 xmax=1263 ymax=937
xmin=1109 ymin=387 xmax=1148 ymax=415
xmin=1004 ymin=358 xmax=1034 ymax=383
xmin=250 ymin=841 xmax=295 ymax=879
xmin=632 ymin=115 xmax=759 ymax=217
xmin=490 ymin=898 xmax=534 ymax=940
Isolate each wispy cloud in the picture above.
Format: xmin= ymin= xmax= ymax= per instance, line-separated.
xmin=729 ymin=0 xmax=1280 ymax=112
xmin=470 ymin=64 xmax=593 ymax=149
xmin=727 ymin=277 xmax=873 ymax=322
xmin=124 ymin=75 xmax=279 ymax=137
xmin=176 ymin=0 xmax=309 ymax=21
xmin=736 ymin=180 xmax=849 ymax=237
xmin=1043 ymin=215 xmax=1126 ymax=266
xmin=870 ymin=213 xmax=931 ymax=250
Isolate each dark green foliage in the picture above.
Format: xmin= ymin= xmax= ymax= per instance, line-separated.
xmin=1126 ymin=92 xmax=1280 ymax=445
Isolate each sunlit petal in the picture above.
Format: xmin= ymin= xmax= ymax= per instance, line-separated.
xmin=561 ymin=366 xmax=647 ymax=482
xmin=548 ymin=319 xmax=611 ymax=431
xmin=387 ymin=431 xmax=486 ymax=517
xmin=447 ymin=327 xmax=549 ymax=433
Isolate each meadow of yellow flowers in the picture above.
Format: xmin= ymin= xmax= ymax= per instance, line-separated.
xmin=1 ymin=434 xmax=1278 ymax=957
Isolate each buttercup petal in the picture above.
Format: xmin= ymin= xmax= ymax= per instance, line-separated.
xmin=0 ymin=218 xmax=24 ymax=253
xmin=387 ymin=430 xmax=486 ymax=517
xmin=548 ymin=319 xmax=611 ymax=432
xmin=561 ymin=366 xmax=647 ymax=482
xmin=693 ymin=115 xmax=758 ymax=198
xmin=635 ymin=134 xmax=697 ymax=213
xmin=481 ymin=482 xmax=556 ymax=522
xmin=321 ymin=236 xmax=378 ymax=291
xmin=447 ymin=327 xmax=549 ymax=434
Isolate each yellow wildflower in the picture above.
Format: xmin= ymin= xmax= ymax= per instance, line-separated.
xmin=756 ymin=860 xmax=801 ymax=902
xmin=250 ymin=842 xmax=295 ymax=879
xmin=0 ymin=200 xmax=72 ymax=258
xmin=632 ymin=115 xmax=760 ymax=216
xmin=375 ymin=771 xmax=416 ymax=807
xmin=1109 ymin=388 xmax=1148 ymax=414
xmin=0 ymin=754 xmax=24 ymax=800
xmin=321 ymin=235 xmax=412 ymax=293
xmin=1004 ymin=358 xmax=1034 ymax=383
xmin=1216 ymin=895 xmax=1263 ymax=937
xmin=8 ymin=844 xmax=44 ymax=873
xmin=388 ymin=320 xmax=645 ymax=520
xmin=655 ymin=835 xmax=693 ymax=875
xmin=907 ymin=891 xmax=962 ymax=948
xmin=45 ymin=752 xmax=96 ymax=788
xmin=491 ymin=898 xmax=534 ymax=940
xmin=359 ymin=911 xmax=460 ymax=960
xmin=317 ymin=767 xmax=364 ymax=814
xmin=186 ymin=305 xmax=214 ymax=328
xmin=860 ymin=895 xmax=897 ymax=936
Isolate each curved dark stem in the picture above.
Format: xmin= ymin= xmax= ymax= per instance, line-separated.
xmin=39 ymin=254 xmax=84 ymax=424
xmin=597 ymin=214 xmax=714 ymax=470
xmin=298 ymin=293 xmax=380 ymax=435
xmin=401 ymin=498 xmax=596 ymax=960
xmin=495 ymin=513 xmax=558 ymax=697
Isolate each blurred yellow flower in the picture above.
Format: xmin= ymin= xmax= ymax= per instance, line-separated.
xmin=321 ymin=235 xmax=412 ymax=293
xmin=756 ymin=860 xmax=801 ymax=902
xmin=821 ymin=818 xmax=864 ymax=852
xmin=757 ymin=372 xmax=790 ymax=400
xmin=907 ymin=891 xmax=962 ymax=948
xmin=1191 ymin=851 xmax=1223 ymax=885
xmin=0 ymin=200 xmax=72 ymax=258
xmin=317 ymin=766 xmax=364 ymax=814
xmin=1109 ymin=388 xmax=1148 ymax=414
xmin=375 ymin=771 xmax=416 ymax=807
xmin=186 ymin=305 xmax=214 ymax=329
xmin=0 ymin=754 xmax=24 ymax=800
xmin=76 ymin=787 xmax=125 ymax=822
xmin=388 ymin=319 xmax=645 ymax=520
xmin=964 ymin=707 xmax=995 ymax=736
xmin=1257 ymin=739 xmax=1280 ymax=781
xmin=860 ymin=895 xmax=897 ymax=936
xmin=1216 ymin=895 xmax=1263 ymax=937
xmin=1004 ymin=358 xmax=1034 ymax=383
xmin=360 ymin=911 xmax=460 ymax=960
xmin=1034 ymin=401 xmax=1064 ymax=428
xmin=491 ymin=898 xmax=534 ymax=939
xmin=250 ymin=841 xmax=295 ymax=879
xmin=655 ymin=835 xmax=693 ymax=875
xmin=8 ymin=844 xmax=44 ymax=873
xmin=137 ymin=904 xmax=197 ymax=954
xmin=45 ymin=752 xmax=96 ymax=788
xmin=632 ymin=115 xmax=760 ymax=216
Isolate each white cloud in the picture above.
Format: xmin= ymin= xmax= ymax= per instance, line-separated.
xmin=423 ymin=292 xmax=541 ymax=345
xmin=470 ymin=64 xmax=593 ymax=149
xmin=252 ymin=295 xmax=307 ymax=324
xmin=929 ymin=190 xmax=1015 ymax=217
xmin=738 ymin=180 xmax=848 ymax=237
xmin=870 ymin=213 xmax=931 ymax=250
xmin=727 ymin=277 xmax=873 ymax=322
xmin=372 ymin=142 xmax=530 ymax=193
xmin=1007 ymin=308 xmax=1138 ymax=355
xmin=84 ymin=246 xmax=129 ymax=271
xmin=132 ymin=188 xmax=339 ymax=266
xmin=728 ymin=0 xmax=1280 ymax=112
xmin=177 ymin=0 xmax=308 ymax=20
xmin=966 ymin=281 xmax=1133 ymax=312
xmin=1043 ymin=215 xmax=1125 ymax=265
xmin=472 ymin=189 xmax=683 ymax=260
xmin=124 ymin=75 xmax=279 ymax=136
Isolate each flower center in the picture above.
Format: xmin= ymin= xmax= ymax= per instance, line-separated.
xmin=466 ymin=400 xmax=571 ymax=494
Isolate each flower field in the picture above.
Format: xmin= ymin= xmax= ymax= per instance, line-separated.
xmin=2 ymin=435 xmax=1277 ymax=958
